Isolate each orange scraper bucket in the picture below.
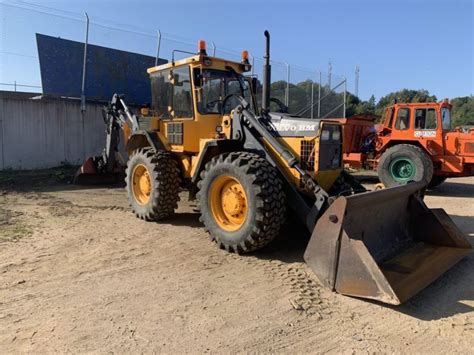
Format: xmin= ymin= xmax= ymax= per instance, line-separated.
xmin=304 ymin=181 xmax=472 ymax=305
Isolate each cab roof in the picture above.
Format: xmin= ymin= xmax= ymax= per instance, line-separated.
xmin=389 ymin=101 xmax=451 ymax=108
xmin=147 ymin=54 xmax=250 ymax=74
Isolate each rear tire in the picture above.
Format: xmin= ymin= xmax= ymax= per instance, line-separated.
xmin=377 ymin=144 xmax=433 ymax=188
xmin=197 ymin=152 xmax=286 ymax=254
xmin=125 ymin=148 xmax=180 ymax=221
xmin=428 ymin=175 xmax=447 ymax=189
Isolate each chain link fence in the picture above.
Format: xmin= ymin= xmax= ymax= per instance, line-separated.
xmin=0 ymin=1 xmax=347 ymax=117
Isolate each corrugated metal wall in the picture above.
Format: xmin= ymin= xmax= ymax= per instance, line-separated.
xmin=0 ymin=97 xmax=107 ymax=170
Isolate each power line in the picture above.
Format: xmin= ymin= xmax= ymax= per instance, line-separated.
xmin=0 ymin=51 xmax=38 ymax=59
xmin=1 ymin=2 xmax=84 ymax=23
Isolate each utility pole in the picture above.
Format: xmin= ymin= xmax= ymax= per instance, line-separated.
xmin=81 ymin=12 xmax=90 ymax=114
xmin=328 ymin=61 xmax=332 ymax=89
xmin=355 ymin=65 xmax=360 ymax=97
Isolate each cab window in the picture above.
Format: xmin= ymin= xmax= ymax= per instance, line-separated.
xmin=414 ymin=108 xmax=437 ymax=129
xmin=385 ymin=107 xmax=395 ymax=127
xmin=196 ymin=69 xmax=253 ymax=114
xmin=395 ymin=108 xmax=410 ymax=130
xmin=150 ymin=66 xmax=193 ymax=119
xmin=441 ymin=107 xmax=451 ymax=130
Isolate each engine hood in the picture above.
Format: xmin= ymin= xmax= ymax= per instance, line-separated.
xmin=269 ymin=112 xmax=323 ymax=137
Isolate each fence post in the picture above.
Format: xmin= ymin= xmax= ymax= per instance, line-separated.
xmin=0 ymin=96 xmax=4 ymax=170
xmin=318 ymin=71 xmax=321 ymax=118
xmin=155 ymin=30 xmax=162 ymax=66
xmin=285 ymin=62 xmax=290 ymax=107
xmin=211 ymin=42 xmax=216 ymax=57
xmin=80 ymin=12 xmax=90 ymax=114
xmin=343 ymin=76 xmax=347 ymax=118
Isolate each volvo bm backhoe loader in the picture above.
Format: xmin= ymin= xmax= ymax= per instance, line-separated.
xmin=75 ymin=32 xmax=471 ymax=305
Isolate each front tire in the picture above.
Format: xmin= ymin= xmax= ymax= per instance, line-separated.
xmin=125 ymin=148 xmax=180 ymax=220
xmin=197 ymin=152 xmax=286 ymax=254
xmin=428 ymin=175 xmax=447 ymax=189
xmin=377 ymin=144 xmax=433 ymax=188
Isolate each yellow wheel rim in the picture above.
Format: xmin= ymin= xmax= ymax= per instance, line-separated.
xmin=209 ymin=175 xmax=248 ymax=232
xmin=132 ymin=164 xmax=152 ymax=205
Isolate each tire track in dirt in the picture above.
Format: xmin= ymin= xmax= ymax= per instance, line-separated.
xmin=222 ymin=252 xmax=334 ymax=318
xmin=1 ymin=180 xmax=473 ymax=353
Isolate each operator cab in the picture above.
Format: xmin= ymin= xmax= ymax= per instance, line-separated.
xmin=381 ymin=99 xmax=453 ymax=136
xmin=145 ymin=41 xmax=258 ymax=153
xmin=147 ymin=42 xmax=257 ymax=121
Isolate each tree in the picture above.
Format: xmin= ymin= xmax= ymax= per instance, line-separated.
xmin=256 ymin=78 xmax=474 ymax=126
xmin=375 ymin=89 xmax=437 ymax=115
xmin=451 ymin=96 xmax=474 ymax=126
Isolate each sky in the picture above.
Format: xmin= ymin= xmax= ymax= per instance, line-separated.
xmin=0 ymin=0 xmax=473 ymax=101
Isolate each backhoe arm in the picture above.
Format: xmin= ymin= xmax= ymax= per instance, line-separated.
xmin=74 ymin=94 xmax=139 ymax=184
xmin=100 ymin=94 xmax=140 ymax=173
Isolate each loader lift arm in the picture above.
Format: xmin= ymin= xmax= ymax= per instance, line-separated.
xmin=230 ymin=96 xmax=332 ymax=229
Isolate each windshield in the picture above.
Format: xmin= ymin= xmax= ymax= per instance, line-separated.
xmin=196 ymin=69 xmax=253 ymax=114
xmin=441 ymin=107 xmax=451 ymax=130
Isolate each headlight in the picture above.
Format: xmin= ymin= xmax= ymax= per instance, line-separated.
xmin=321 ymin=130 xmax=330 ymax=141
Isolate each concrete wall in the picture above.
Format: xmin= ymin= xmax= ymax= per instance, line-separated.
xmin=0 ymin=96 xmax=107 ymax=170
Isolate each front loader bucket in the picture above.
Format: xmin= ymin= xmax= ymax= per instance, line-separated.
xmin=73 ymin=157 xmax=124 ymax=185
xmin=304 ymin=181 xmax=471 ymax=305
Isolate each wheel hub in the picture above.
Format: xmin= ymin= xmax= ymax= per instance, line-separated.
xmin=209 ymin=175 xmax=248 ymax=232
xmin=222 ymin=184 xmax=246 ymax=217
xmin=132 ymin=164 xmax=152 ymax=205
xmin=389 ymin=157 xmax=416 ymax=182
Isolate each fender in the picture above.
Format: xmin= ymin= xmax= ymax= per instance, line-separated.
xmin=191 ymin=139 xmax=243 ymax=183
xmin=126 ymin=130 xmax=165 ymax=153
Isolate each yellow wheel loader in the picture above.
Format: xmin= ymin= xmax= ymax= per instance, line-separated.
xmin=75 ymin=31 xmax=471 ymax=305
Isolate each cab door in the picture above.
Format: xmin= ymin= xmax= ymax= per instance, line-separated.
xmin=391 ymin=105 xmax=412 ymax=138
xmin=151 ymin=64 xmax=222 ymax=153
xmin=412 ymin=106 xmax=443 ymax=156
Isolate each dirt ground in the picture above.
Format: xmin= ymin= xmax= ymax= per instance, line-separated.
xmin=0 ymin=170 xmax=473 ymax=353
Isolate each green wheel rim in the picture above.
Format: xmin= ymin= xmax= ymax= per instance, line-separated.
xmin=389 ymin=157 xmax=416 ymax=182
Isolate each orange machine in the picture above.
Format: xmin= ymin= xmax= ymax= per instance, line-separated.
xmin=334 ymin=100 xmax=474 ymax=188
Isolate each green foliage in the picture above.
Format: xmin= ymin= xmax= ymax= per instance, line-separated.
xmin=374 ymin=89 xmax=437 ymax=115
xmin=258 ymin=78 xmax=473 ymax=126
xmin=450 ymin=96 xmax=474 ymax=126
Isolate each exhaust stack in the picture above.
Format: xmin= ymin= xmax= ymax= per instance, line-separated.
xmin=262 ymin=30 xmax=271 ymax=113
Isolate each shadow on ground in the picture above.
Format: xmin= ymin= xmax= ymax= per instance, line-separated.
xmin=245 ymin=213 xmax=474 ymax=321
xmin=0 ymin=167 xmax=124 ymax=193
xmin=427 ymin=181 xmax=474 ymax=198
xmin=166 ymin=212 xmax=202 ymax=228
